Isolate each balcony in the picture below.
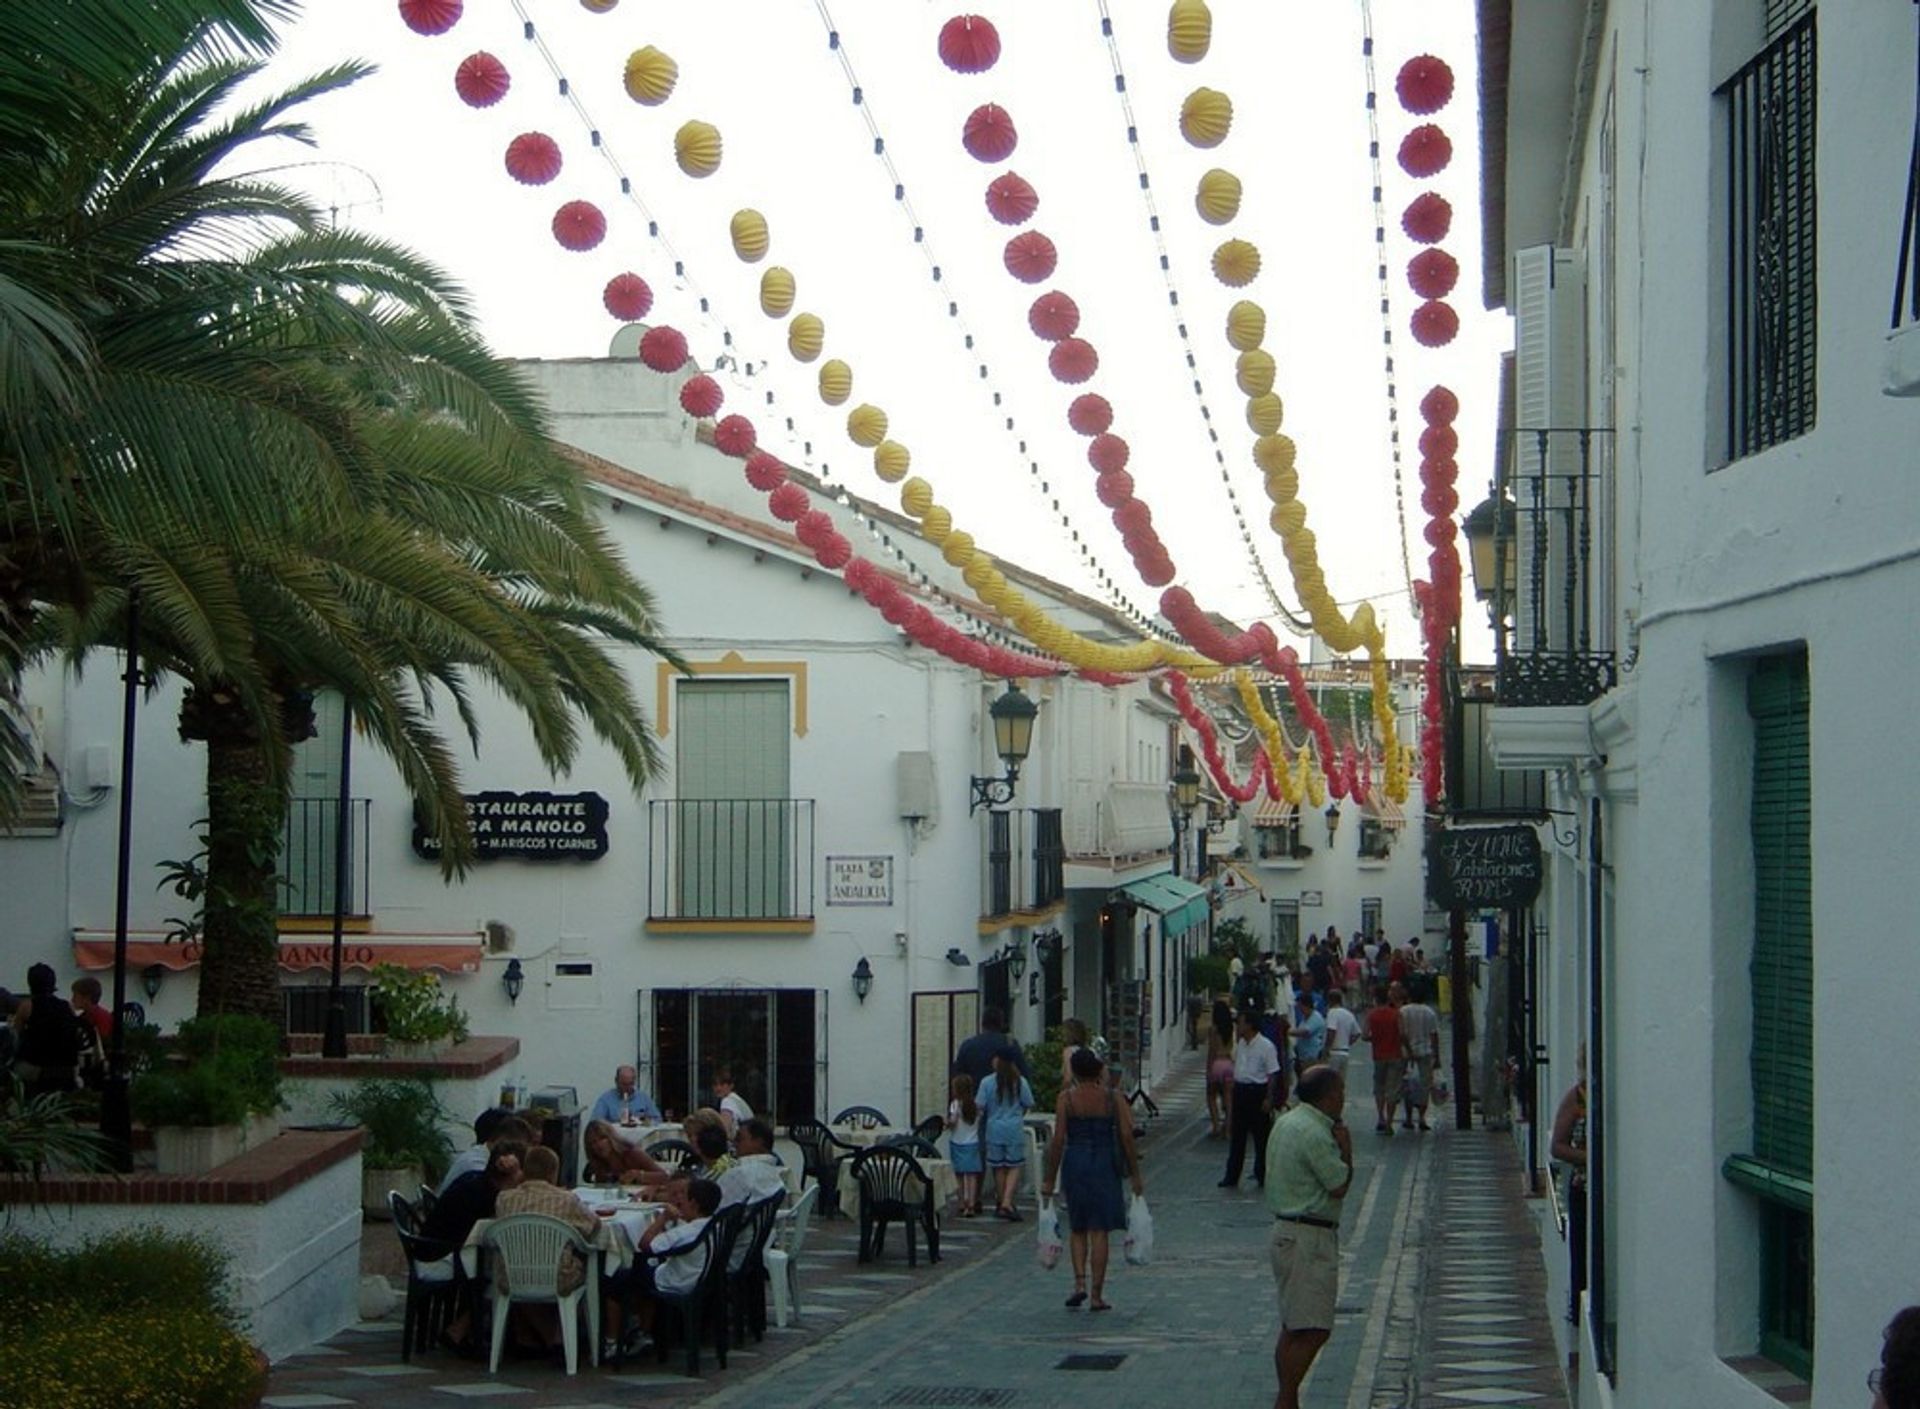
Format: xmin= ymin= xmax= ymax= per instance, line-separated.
xmin=282 ymin=797 xmax=371 ymax=919
xmin=646 ymin=798 xmax=816 ymax=927
xmin=983 ymin=807 xmax=1066 ymax=922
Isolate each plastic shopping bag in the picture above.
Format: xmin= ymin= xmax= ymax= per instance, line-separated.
xmin=1403 ymin=1059 xmax=1428 ymax=1106
xmin=1123 ymin=1195 xmax=1154 ymax=1266
xmin=1036 ymin=1199 xmax=1064 ymax=1270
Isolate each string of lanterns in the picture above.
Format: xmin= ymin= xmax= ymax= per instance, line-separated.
xmin=1167 ymin=671 xmax=1283 ymax=806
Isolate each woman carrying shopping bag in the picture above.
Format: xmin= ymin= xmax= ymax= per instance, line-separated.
xmin=1041 ymin=1046 xmax=1144 ymax=1312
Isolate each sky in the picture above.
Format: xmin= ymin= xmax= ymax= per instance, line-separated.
xmin=261 ymin=0 xmax=1507 ymax=664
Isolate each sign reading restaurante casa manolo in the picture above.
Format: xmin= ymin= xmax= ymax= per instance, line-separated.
xmin=1428 ymin=823 xmax=1544 ymax=910
xmin=826 ymin=855 xmax=894 ymax=906
xmin=413 ymin=790 xmax=610 ymax=862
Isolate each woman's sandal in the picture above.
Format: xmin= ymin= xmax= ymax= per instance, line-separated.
xmin=1090 ymin=1297 xmax=1112 ymax=1312
xmin=1065 ymin=1288 xmax=1088 ymax=1308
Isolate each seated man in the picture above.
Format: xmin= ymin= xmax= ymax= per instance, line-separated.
xmin=606 ymin=1177 xmax=723 ymax=1349
xmin=589 ymin=1065 xmax=662 ymax=1126
xmin=716 ymin=1118 xmax=786 ymax=1210
xmin=439 ymin=1108 xmax=511 ymax=1194
xmin=420 ymin=1142 xmax=527 ymax=1262
xmin=493 ymin=1145 xmax=600 ymax=1352
xmin=691 ymin=1122 xmax=734 ymax=1180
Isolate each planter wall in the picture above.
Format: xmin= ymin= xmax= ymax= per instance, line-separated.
xmin=153 ymin=1113 xmax=282 ymax=1175
xmin=361 ymin=1164 xmax=424 ymax=1220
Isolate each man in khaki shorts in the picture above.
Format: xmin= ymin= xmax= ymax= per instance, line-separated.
xmin=1264 ymin=1064 xmax=1354 ymax=1409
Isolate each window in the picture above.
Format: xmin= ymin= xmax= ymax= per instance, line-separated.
xmin=665 ymin=679 xmax=805 ymax=920
xmin=652 ymin=988 xmax=820 ymax=1124
xmin=1256 ymin=816 xmax=1304 ymax=859
xmin=1270 ymin=899 xmax=1300 ymax=965
xmin=1358 ymin=820 xmax=1393 ymax=859
xmin=1360 ymin=898 xmax=1383 ymax=942
xmin=285 ymin=984 xmax=371 ymax=1034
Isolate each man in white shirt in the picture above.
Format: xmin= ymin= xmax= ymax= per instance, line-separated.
xmin=717 ymin=1118 xmax=787 ymax=1209
xmin=1220 ymin=1010 xmax=1285 ymax=1190
xmin=713 ymin=1068 xmax=754 ymax=1134
xmin=1398 ymin=992 xmax=1441 ymax=1131
xmin=1323 ymin=989 xmax=1360 ymax=1079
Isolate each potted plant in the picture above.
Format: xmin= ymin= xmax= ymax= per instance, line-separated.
xmin=131 ymin=1015 xmax=284 ymax=1174
xmin=326 ymin=1077 xmax=455 ymax=1218
xmin=370 ymin=963 xmax=470 ymax=1059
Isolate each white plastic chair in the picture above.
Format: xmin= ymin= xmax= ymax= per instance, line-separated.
xmin=765 ymin=1183 xmax=819 ymax=1329
xmin=1023 ymin=1124 xmax=1045 ymax=1203
xmin=481 ymin=1214 xmax=602 ymax=1375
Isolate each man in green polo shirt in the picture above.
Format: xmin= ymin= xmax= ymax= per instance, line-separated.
xmin=1264 ymin=1064 xmax=1353 ymax=1409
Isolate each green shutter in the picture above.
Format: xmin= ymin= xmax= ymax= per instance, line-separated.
xmin=675 ymin=680 xmax=793 ymax=918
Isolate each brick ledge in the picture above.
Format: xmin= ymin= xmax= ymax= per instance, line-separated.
xmin=1 ymin=1127 xmax=363 ymax=1208
xmin=279 ymin=1034 xmax=518 ymax=1079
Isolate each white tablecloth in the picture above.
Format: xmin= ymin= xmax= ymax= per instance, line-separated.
xmin=828 ymin=1124 xmax=904 ymax=1148
xmin=604 ymin=1121 xmax=683 ymax=1148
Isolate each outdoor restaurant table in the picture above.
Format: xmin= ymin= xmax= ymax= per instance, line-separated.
xmin=828 ymin=1124 xmax=907 ymax=1149
xmin=912 ymin=1157 xmax=960 ymax=1210
xmin=604 ymin=1120 xmax=683 ymax=1148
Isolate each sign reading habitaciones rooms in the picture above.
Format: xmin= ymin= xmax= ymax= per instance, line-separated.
xmin=1428 ymin=824 xmax=1544 ymax=909
xmin=413 ymin=791 xmax=610 ymax=862
xmin=826 ymin=855 xmax=894 ymax=906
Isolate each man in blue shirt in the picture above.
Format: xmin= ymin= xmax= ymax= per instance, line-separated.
xmin=1290 ymin=993 xmax=1327 ymax=1080
xmin=589 ymin=1065 xmax=662 ymax=1125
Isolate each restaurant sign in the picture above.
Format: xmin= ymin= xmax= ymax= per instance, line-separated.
xmin=413 ymin=791 xmax=610 ymax=862
xmin=1428 ymin=824 xmax=1544 ymax=910
xmin=826 ymin=855 xmax=894 ymax=906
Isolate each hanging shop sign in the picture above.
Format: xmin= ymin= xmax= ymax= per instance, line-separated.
xmin=413 ymin=791 xmax=610 ymax=862
xmin=1428 ymin=824 xmax=1543 ymax=910
xmin=826 ymin=855 xmax=894 ymax=907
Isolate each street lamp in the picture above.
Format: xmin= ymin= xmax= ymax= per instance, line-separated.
xmin=851 ymin=956 xmax=874 ymax=1003
xmin=1005 ymin=940 xmax=1027 ymax=981
xmin=141 ymin=964 xmax=165 ymax=1002
xmin=970 ymin=682 xmax=1039 ymax=814
xmin=1461 ymin=490 xmax=1517 ymax=606
xmin=1325 ymin=802 xmax=1342 ymax=840
xmin=501 ymin=958 xmax=525 ymax=1006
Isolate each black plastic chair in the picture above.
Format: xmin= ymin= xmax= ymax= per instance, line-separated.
xmin=880 ymin=1134 xmax=944 ymax=1162
xmin=389 ymin=1191 xmax=462 ymax=1361
xmin=648 ymin=1138 xmax=701 ymax=1173
xmin=786 ymin=1118 xmax=857 ymax=1218
xmin=912 ymin=1115 xmax=946 ymax=1144
xmin=416 ymin=1183 xmax=439 ymax=1219
xmin=850 ymin=1146 xmax=940 ymax=1268
xmin=643 ymin=1204 xmax=747 ymax=1375
xmin=831 ymin=1105 xmax=890 ymax=1130
xmin=727 ymin=1191 xmax=786 ymax=1344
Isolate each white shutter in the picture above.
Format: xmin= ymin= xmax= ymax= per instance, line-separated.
xmin=1509 ymin=246 xmax=1588 ymax=653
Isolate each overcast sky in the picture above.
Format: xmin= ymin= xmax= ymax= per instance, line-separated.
xmin=262 ymin=0 xmax=1506 ymax=663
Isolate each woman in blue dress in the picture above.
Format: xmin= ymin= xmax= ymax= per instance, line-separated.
xmin=979 ymin=1049 xmax=1034 ymax=1220
xmin=1041 ymin=1046 xmax=1143 ymax=1311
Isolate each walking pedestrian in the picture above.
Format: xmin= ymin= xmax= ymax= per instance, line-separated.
xmin=1220 ymin=1010 xmax=1284 ymax=1190
xmin=1363 ymin=983 xmax=1406 ymax=1133
xmin=1873 ymin=1304 xmax=1919 ymax=1408
xmin=1324 ymin=989 xmax=1358 ymax=1078
xmin=952 ymin=1007 xmax=1030 ymax=1085
xmin=947 ymin=1073 xmax=984 ymax=1217
xmin=1549 ymin=1047 xmax=1588 ymax=1323
xmin=980 ymin=1049 xmax=1033 ymax=1220
xmin=1398 ymin=985 xmax=1440 ymax=1132
xmin=1041 ymin=1046 xmax=1142 ymax=1313
xmin=1290 ymin=991 xmax=1326 ymax=1080
xmin=1206 ymin=999 xmax=1236 ymax=1139
xmin=1265 ymin=1064 xmax=1354 ymax=1409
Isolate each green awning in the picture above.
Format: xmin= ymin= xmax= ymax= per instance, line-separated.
xmin=1115 ymin=873 xmax=1212 ymax=939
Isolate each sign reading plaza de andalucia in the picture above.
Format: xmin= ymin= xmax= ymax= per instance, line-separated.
xmin=412 ymin=790 xmax=610 ymax=862
xmin=1427 ymin=823 xmax=1544 ymax=910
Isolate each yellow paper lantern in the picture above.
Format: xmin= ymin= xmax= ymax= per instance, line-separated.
xmin=942 ymin=530 xmax=976 ymax=568
xmin=729 ymin=209 xmax=769 ymax=263
xmin=1236 ymin=349 xmax=1276 ymax=397
xmin=1180 ymin=88 xmax=1233 ymax=148
xmin=900 ymin=477 xmax=934 ymax=517
xmin=1253 ymin=432 xmax=1296 ymax=477
xmin=1168 ymin=0 xmax=1212 ymax=61
xmin=1246 ymin=392 xmax=1284 ymax=435
xmin=759 ymin=266 xmax=796 ymax=318
xmin=847 ymin=403 xmax=889 ymax=448
xmin=1212 ymin=238 xmax=1261 ymax=288
xmin=1263 ymin=467 xmax=1299 ymax=504
xmin=921 ymin=505 xmax=953 ymax=542
xmin=674 ymin=120 xmax=722 ymax=178
xmin=581 ymin=0 xmax=617 ymax=11
xmin=1195 ymin=168 xmax=1242 ymax=225
xmin=1227 ymin=299 xmax=1267 ymax=351
xmin=963 ymin=557 xmax=993 ymax=591
xmin=1271 ymin=501 xmax=1308 ymax=536
xmin=623 ymin=47 xmax=678 ymax=106
xmin=818 ymin=359 xmax=853 ymax=406
xmin=873 ymin=440 xmax=911 ymax=482
xmin=788 ymin=312 xmax=825 ymax=363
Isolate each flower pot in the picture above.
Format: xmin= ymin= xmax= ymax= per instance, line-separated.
xmin=154 ymin=1122 xmax=249 ymax=1174
xmin=362 ymin=1163 xmax=425 ymax=1219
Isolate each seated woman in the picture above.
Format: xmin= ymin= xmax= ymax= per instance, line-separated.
xmin=583 ymin=1120 xmax=670 ymax=1187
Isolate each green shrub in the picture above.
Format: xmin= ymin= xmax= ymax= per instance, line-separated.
xmin=1187 ymin=950 xmax=1232 ymax=998
xmin=0 ymin=1078 xmax=115 ymax=1177
xmin=0 ymin=1229 xmax=236 ymax=1324
xmin=371 ymin=963 xmax=470 ymax=1045
xmin=327 ymin=1076 xmax=455 ymax=1179
xmin=131 ymin=1014 xmax=283 ymax=1127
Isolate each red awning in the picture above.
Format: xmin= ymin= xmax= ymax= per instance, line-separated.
xmin=72 ymin=932 xmax=484 ymax=976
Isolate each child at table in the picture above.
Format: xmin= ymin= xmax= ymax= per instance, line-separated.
xmin=947 ymin=1073 xmax=984 ymax=1217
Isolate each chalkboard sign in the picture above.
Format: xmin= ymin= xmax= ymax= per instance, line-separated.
xmin=414 ymin=791 xmax=610 ymax=862
xmin=1428 ymin=824 xmax=1543 ymax=910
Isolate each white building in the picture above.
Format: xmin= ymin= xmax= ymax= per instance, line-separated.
xmin=1479 ymin=1 xmax=1920 ymax=1403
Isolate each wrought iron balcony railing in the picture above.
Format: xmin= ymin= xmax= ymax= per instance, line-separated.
xmin=647 ymin=798 xmax=816 ymax=921
xmin=282 ymin=797 xmax=371 ymax=917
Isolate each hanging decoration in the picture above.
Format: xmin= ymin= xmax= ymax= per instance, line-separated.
xmin=873 ymin=441 xmax=912 ymax=482
xmin=504 ymin=131 xmax=562 ymax=186
xmin=759 ymin=266 xmax=796 ymax=317
xmin=454 ymin=51 xmax=510 ymax=107
xmin=1211 ymin=238 xmax=1261 ymax=288
xmin=962 ymin=104 xmax=1019 ymax=162
xmin=1245 ymin=393 xmax=1284 ymax=435
xmin=1088 ymin=433 xmax=1129 ymax=474
xmin=730 ymin=209 xmax=770 ymax=262
xmin=638 ymin=324 xmax=688 ymax=373
xmin=1226 ymin=300 xmax=1266 ymax=352
xmin=1410 ymin=300 xmax=1460 ymax=348
xmin=602 ymin=272 xmax=653 ymax=321
xmin=1167 ymin=0 xmax=1213 ymax=63
xmin=818 ymin=359 xmax=853 ymax=406
xmin=1195 ymin=168 xmax=1242 ymax=224
xmin=1178 ymin=87 xmax=1233 ymax=147
xmin=1407 ymin=248 xmax=1460 ymax=300
xmin=847 ymin=404 xmax=889 ymax=447
xmin=1235 ymin=349 xmax=1276 ymax=398
xmin=1395 ymin=54 xmax=1455 ymax=115
xmin=679 ymin=373 xmax=724 ymax=419
xmin=985 ymin=172 xmax=1039 ymax=225
xmin=1397 ymin=123 xmax=1453 ymax=178
xmin=1048 ymin=337 xmax=1098 ymax=384
xmin=1168 ymin=673 xmax=1281 ymax=805
xmin=673 ymin=120 xmax=723 ymax=178
xmin=398 ymin=0 xmax=462 ymax=36
xmin=1068 ymin=393 xmax=1113 ymax=435
xmin=580 ymin=0 xmax=618 ymax=11
xmin=938 ymin=14 xmax=1003 ymax=74
xmin=788 ymin=312 xmax=826 ymax=362
xmin=1003 ymin=230 xmax=1058 ymax=284
xmin=713 ymin=415 xmax=756 ymax=456
xmin=1402 ymin=191 xmax=1453 ymax=244
xmin=623 ymin=46 xmax=678 ymax=106
xmin=1027 ymin=291 xmax=1081 ymax=341
xmin=551 ymin=199 xmax=606 ymax=251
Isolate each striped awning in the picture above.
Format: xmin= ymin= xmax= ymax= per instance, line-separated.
xmin=1361 ymin=792 xmax=1407 ymax=828
xmin=1251 ymin=797 xmax=1296 ymax=827
xmin=74 ymin=931 xmax=485 ymax=975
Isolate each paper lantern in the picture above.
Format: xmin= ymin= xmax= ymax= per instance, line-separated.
xmin=505 ymin=131 xmax=562 ymax=185
xmin=1068 ymin=393 xmax=1114 ymax=436
xmin=1049 ymin=338 xmax=1098 ymax=384
xmin=1028 ymin=291 xmax=1081 ymax=341
xmin=581 ymin=0 xmax=617 ymax=10
xmin=1095 ymin=469 xmax=1135 ymax=508
xmin=1236 ymin=349 xmax=1276 ymax=398
xmin=939 ymin=14 xmax=1002 ymax=73
xmin=1271 ymin=501 xmax=1307 ymax=536
xmin=1253 ymin=432 xmax=1296 ymax=477
xmin=679 ymin=374 xmax=724 ymax=419
xmin=675 ymin=121 xmax=722 ymax=178
xmin=1088 ymin=434 xmax=1130 ymax=474
xmin=1168 ymin=0 xmax=1212 ymax=62
xmin=1402 ymin=192 xmax=1453 ymax=244
xmin=603 ymin=273 xmax=653 ymax=321
xmin=788 ymin=313 xmax=825 ymax=363
xmin=1246 ymin=392 xmax=1283 ymax=435
xmin=1420 ymin=483 xmax=1460 ymax=517
xmin=963 ymin=104 xmax=1019 ymax=163
xmin=1114 ymin=500 xmax=1153 ymax=536
xmin=1195 ymin=168 xmax=1242 ymax=225
xmin=730 ymin=209 xmax=769 ymax=262
xmin=760 ymin=266 xmax=796 ymax=317
xmin=1212 ymin=238 xmax=1261 ymax=288
xmin=1407 ymin=247 xmax=1460 ymax=300
xmin=817 ymin=535 xmax=854 ymax=571
xmin=1424 ymin=517 xmax=1458 ymax=548
xmin=1179 ymin=88 xmax=1233 ymax=148
xmin=796 ymin=510 xmax=835 ymax=548
xmin=1419 ymin=425 xmax=1459 ymax=459
xmin=744 ymin=451 xmax=787 ymax=491
xmin=1398 ymin=123 xmax=1453 ymax=178
xmin=847 ymin=404 xmax=889 ymax=447
xmin=551 ymin=200 xmax=606 ymax=252
xmin=985 ymin=172 xmax=1039 ymax=226
xmin=1003 ymin=230 xmax=1058 ymax=284
xmin=901 ymin=478 xmax=934 ymax=517
xmin=1396 ymin=55 xmax=1455 ymax=115
xmin=768 ymin=483 xmax=810 ymax=522
xmin=714 ymin=415 xmax=756 ymax=457
xmin=874 ymin=440 xmax=911 ymax=482
xmin=1141 ymin=556 xmax=1176 ymax=588
xmin=1410 ymin=300 xmax=1460 ymax=348
xmin=399 ymin=0 xmax=461 ymax=36
xmin=638 ymin=324 xmax=688 ymax=372
xmin=623 ymin=47 xmax=678 ymax=106
xmin=922 ymin=505 xmax=953 ymax=540
xmin=455 ymin=51 xmax=509 ymax=107
xmin=1226 ymin=300 xmax=1266 ymax=351
xmin=942 ymin=530 xmax=976 ymax=568
xmin=1264 ymin=467 xmax=1299 ymax=504
xmin=1420 ymin=385 xmax=1460 ymax=424
xmin=819 ymin=359 xmax=853 ymax=406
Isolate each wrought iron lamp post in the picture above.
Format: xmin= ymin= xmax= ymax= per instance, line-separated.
xmin=969 ymin=683 xmax=1039 ymax=814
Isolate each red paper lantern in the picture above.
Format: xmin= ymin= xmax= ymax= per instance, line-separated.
xmin=679 ymin=374 xmax=724 ymax=419
xmin=985 ymin=172 xmax=1039 ymax=226
xmin=602 ymin=272 xmax=654 ymax=321
xmin=1114 ymin=499 xmax=1153 ymax=536
xmin=1028 ymin=291 xmax=1081 ymax=341
xmin=1095 ymin=469 xmax=1135 ymax=507
xmin=882 ymin=596 xmax=914 ymax=627
xmin=1068 ymin=393 xmax=1113 ymax=436
xmin=796 ymin=510 xmax=834 ymax=546
xmin=744 ymin=451 xmax=787 ymax=491
xmin=844 ymin=559 xmax=876 ymax=592
xmin=638 ymin=324 xmax=688 ymax=373
xmin=1049 ymin=337 xmax=1098 ymax=384
xmin=1401 ymin=192 xmax=1453 ymax=244
xmin=1397 ymin=123 xmax=1453 ymax=178
xmin=1088 ymin=434 xmax=1130 ymax=475
xmin=399 ymin=0 xmax=462 ymax=35
xmin=963 ymin=104 xmax=1019 ymax=163
xmin=506 ymin=132 xmax=563 ymax=186
xmin=1419 ymin=458 xmax=1459 ymax=488
xmin=713 ymin=414 xmax=756 ymax=456
xmin=455 ymin=51 xmax=509 ymax=107
xmin=551 ymin=200 xmax=606 ymax=252
xmin=1410 ymin=299 xmax=1460 ymax=348
xmin=816 ymin=535 xmax=853 ymax=570
xmin=768 ymin=483 xmax=810 ymax=522
xmin=1140 ymin=555 xmax=1176 ymax=588
xmin=1406 ymin=248 xmax=1459 ymax=300
xmin=938 ymin=15 xmax=1002 ymax=74
xmin=1003 ymin=230 xmax=1056 ymax=284
xmin=1421 ymin=483 xmax=1460 ymax=517
xmin=1396 ymin=55 xmax=1455 ymax=115
xmin=1424 ymin=517 xmax=1458 ymax=548
xmin=1419 ymin=425 xmax=1459 ymax=460
xmin=1420 ymin=385 xmax=1460 ymax=425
